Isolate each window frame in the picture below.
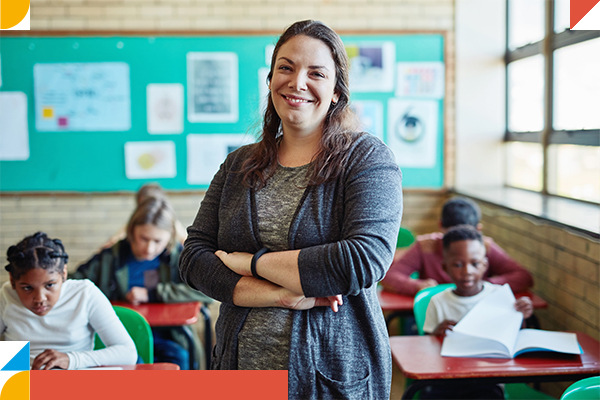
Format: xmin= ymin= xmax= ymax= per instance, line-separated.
xmin=504 ymin=0 xmax=600 ymax=200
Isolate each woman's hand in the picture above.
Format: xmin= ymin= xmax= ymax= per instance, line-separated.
xmin=32 ymin=349 xmax=70 ymax=370
xmin=515 ymin=297 xmax=534 ymax=320
xmin=215 ymin=250 xmax=253 ymax=276
xmin=126 ymin=286 xmax=149 ymax=305
xmin=278 ymin=289 xmax=343 ymax=312
xmin=432 ymin=319 xmax=457 ymax=337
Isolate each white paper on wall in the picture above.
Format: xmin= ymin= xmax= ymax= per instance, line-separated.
xmin=187 ymin=52 xmax=239 ymax=123
xmin=34 ymin=62 xmax=131 ymax=131
xmin=395 ymin=62 xmax=445 ymax=99
xmin=350 ymin=100 xmax=384 ymax=141
xmin=386 ymin=98 xmax=438 ymax=168
xmin=187 ymin=133 xmax=256 ymax=186
xmin=0 ymin=92 xmax=30 ymax=161
xmin=124 ymin=141 xmax=176 ymax=179
xmin=346 ymin=41 xmax=396 ymax=92
xmin=147 ymin=83 xmax=184 ymax=134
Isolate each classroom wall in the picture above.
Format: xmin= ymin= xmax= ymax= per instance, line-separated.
xmin=479 ymin=202 xmax=600 ymax=398
xmin=29 ymin=0 xmax=455 ymax=32
xmin=454 ymin=0 xmax=505 ymax=187
xmin=0 ymin=190 xmax=446 ymax=282
xmin=0 ymin=0 xmax=456 ymax=278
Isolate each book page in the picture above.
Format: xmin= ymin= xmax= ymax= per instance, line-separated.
xmin=441 ymin=331 xmax=511 ymax=358
xmin=451 ymin=284 xmax=523 ymax=354
xmin=514 ymin=329 xmax=582 ymax=356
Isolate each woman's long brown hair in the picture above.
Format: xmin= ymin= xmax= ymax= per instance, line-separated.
xmin=241 ymin=20 xmax=360 ymax=189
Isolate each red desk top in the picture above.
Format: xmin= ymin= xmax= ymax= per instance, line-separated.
xmin=379 ymin=289 xmax=548 ymax=313
xmin=390 ymin=332 xmax=600 ymax=381
xmin=111 ymin=301 xmax=201 ymax=327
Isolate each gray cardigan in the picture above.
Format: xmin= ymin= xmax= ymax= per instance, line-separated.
xmin=180 ymin=133 xmax=403 ymax=400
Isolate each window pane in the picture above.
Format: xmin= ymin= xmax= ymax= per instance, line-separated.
xmin=505 ymin=142 xmax=543 ymax=191
xmin=548 ymin=145 xmax=600 ymax=203
xmin=554 ymin=0 xmax=570 ymax=33
xmin=553 ymin=38 xmax=600 ymax=130
xmin=508 ymin=0 xmax=545 ymax=49
xmin=508 ymin=55 xmax=545 ymax=132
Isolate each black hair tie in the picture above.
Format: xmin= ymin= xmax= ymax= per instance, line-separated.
xmin=251 ymin=247 xmax=270 ymax=280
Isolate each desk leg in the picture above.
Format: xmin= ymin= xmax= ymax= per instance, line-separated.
xmin=200 ymin=304 xmax=212 ymax=369
xmin=179 ymin=325 xmax=198 ymax=370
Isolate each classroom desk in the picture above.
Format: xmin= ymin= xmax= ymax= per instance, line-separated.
xmin=111 ymin=301 xmax=211 ymax=370
xmin=389 ymin=332 xmax=600 ymax=400
xmin=379 ymin=290 xmax=548 ymax=329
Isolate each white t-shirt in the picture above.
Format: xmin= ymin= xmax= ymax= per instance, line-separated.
xmin=0 ymin=279 xmax=137 ymax=369
xmin=423 ymin=282 xmax=502 ymax=334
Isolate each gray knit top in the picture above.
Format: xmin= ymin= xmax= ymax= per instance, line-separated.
xmin=180 ymin=133 xmax=403 ymax=400
xmin=238 ymin=163 xmax=309 ymax=370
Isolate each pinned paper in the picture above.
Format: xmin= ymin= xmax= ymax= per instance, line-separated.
xmin=125 ymin=141 xmax=176 ymax=179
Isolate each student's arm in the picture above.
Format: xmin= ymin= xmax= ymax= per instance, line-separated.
xmin=380 ymin=243 xmax=436 ymax=296
xmin=66 ymin=284 xmax=137 ymax=370
xmin=515 ymin=297 xmax=533 ymax=327
xmin=484 ymin=238 xmax=534 ymax=293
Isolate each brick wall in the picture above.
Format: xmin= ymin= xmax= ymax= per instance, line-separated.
xmin=29 ymin=0 xmax=454 ymax=31
xmin=0 ymin=190 xmax=444 ymax=283
xmin=479 ymin=201 xmax=600 ymax=398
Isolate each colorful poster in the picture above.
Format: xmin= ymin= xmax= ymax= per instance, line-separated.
xmin=33 ymin=62 xmax=131 ymax=131
xmin=387 ymin=99 xmax=438 ymax=168
xmin=350 ymin=100 xmax=384 ymax=140
xmin=147 ymin=83 xmax=184 ymax=134
xmin=187 ymin=52 xmax=239 ymax=123
xmin=346 ymin=41 xmax=395 ymax=92
xmin=124 ymin=141 xmax=176 ymax=179
xmin=395 ymin=62 xmax=445 ymax=99
xmin=0 ymin=92 xmax=29 ymax=160
xmin=187 ymin=133 xmax=256 ymax=185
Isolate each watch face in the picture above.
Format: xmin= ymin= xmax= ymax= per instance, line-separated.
xmin=396 ymin=112 xmax=424 ymax=143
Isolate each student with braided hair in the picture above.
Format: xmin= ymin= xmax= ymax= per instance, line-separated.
xmin=0 ymin=232 xmax=137 ymax=370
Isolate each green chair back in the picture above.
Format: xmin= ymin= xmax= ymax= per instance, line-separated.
xmin=413 ymin=283 xmax=455 ymax=335
xmin=560 ymin=377 xmax=600 ymax=400
xmin=397 ymin=227 xmax=416 ymax=248
xmin=94 ymin=305 xmax=154 ymax=364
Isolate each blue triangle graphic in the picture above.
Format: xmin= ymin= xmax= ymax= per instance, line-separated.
xmin=1 ymin=342 xmax=29 ymax=371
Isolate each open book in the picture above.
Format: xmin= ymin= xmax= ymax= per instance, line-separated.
xmin=440 ymin=284 xmax=582 ymax=358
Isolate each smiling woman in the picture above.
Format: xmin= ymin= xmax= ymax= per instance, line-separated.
xmin=180 ymin=20 xmax=403 ymax=400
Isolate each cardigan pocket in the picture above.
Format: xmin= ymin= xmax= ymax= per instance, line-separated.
xmin=315 ymin=368 xmax=371 ymax=400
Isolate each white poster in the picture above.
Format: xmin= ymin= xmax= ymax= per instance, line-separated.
xmin=0 ymin=92 xmax=29 ymax=161
xmin=350 ymin=100 xmax=384 ymax=141
xmin=147 ymin=83 xmax=184 ymax=134
xmin=34 ymin=62 xmax=131 ymax=131
xmin=124 ymin=141 xmax=176 ymax=179
xmin=387 ymin=99 xmax=438 ymax=168
xmin=395 ymin=62 xmax=445 ymax=99
xmin=346 ymin=41 xmax=396 ymax=92
xmin=187 ymin=52 xmax=239 ymax=123
xmin=187 ymin=134 xmax=256 ymax=185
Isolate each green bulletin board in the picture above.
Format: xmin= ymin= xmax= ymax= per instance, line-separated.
xmin=0 ymin=33 xmax=444 ymax=192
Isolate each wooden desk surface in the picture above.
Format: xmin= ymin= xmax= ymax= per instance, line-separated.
xmin=111 ymin=301 xmax=201 ymax=327
xmin=379 ymin=289 xmax=548 ymax=313
xmin=390 ymin=332 xmax=600 ymax=381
